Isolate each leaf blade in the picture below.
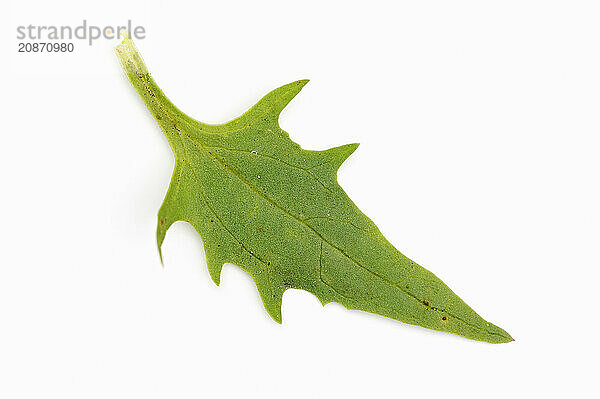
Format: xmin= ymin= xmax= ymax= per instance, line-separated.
xmin=117 ymin=36 xmax=512 ymax=344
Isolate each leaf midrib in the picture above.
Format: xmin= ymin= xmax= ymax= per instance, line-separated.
xmin=183 ymin=130 xmax=505 ymax=337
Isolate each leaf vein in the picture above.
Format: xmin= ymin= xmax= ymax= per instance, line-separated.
xmin=204 ymin=145 xmax=337 ymax=196
xmin=185 ymin=136 xmax=503 ymax=336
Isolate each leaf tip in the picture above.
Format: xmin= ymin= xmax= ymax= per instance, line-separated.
xmin=499 ymin=330 xmax=515 ymax=343
xmin=339 ymin=142 xmax=360 ymax=158
xmin=322 ymin=142 xmax=360 ymax=170
xmin=265 ymin=79 xmax=311 ymax=117
xmin=484 ymin=323 xmax=514 ymax=344
xmin=207 ymin=263 xmax=223 ymax=286
xmin=157 ymin=218 xmax=170 ymax=268
xmin=157 ymin=244 xmax=165 ymax=267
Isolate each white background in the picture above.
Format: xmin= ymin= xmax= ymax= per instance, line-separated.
xmin=2 ymin=1 xmax=599 ymax=398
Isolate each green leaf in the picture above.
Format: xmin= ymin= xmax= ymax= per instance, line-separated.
xmin=116 ymin=36 xmax=513 ymax=343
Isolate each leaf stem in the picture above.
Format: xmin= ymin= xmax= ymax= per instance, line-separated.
xmin=115 ymin=33 xmax=188 ymax=135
